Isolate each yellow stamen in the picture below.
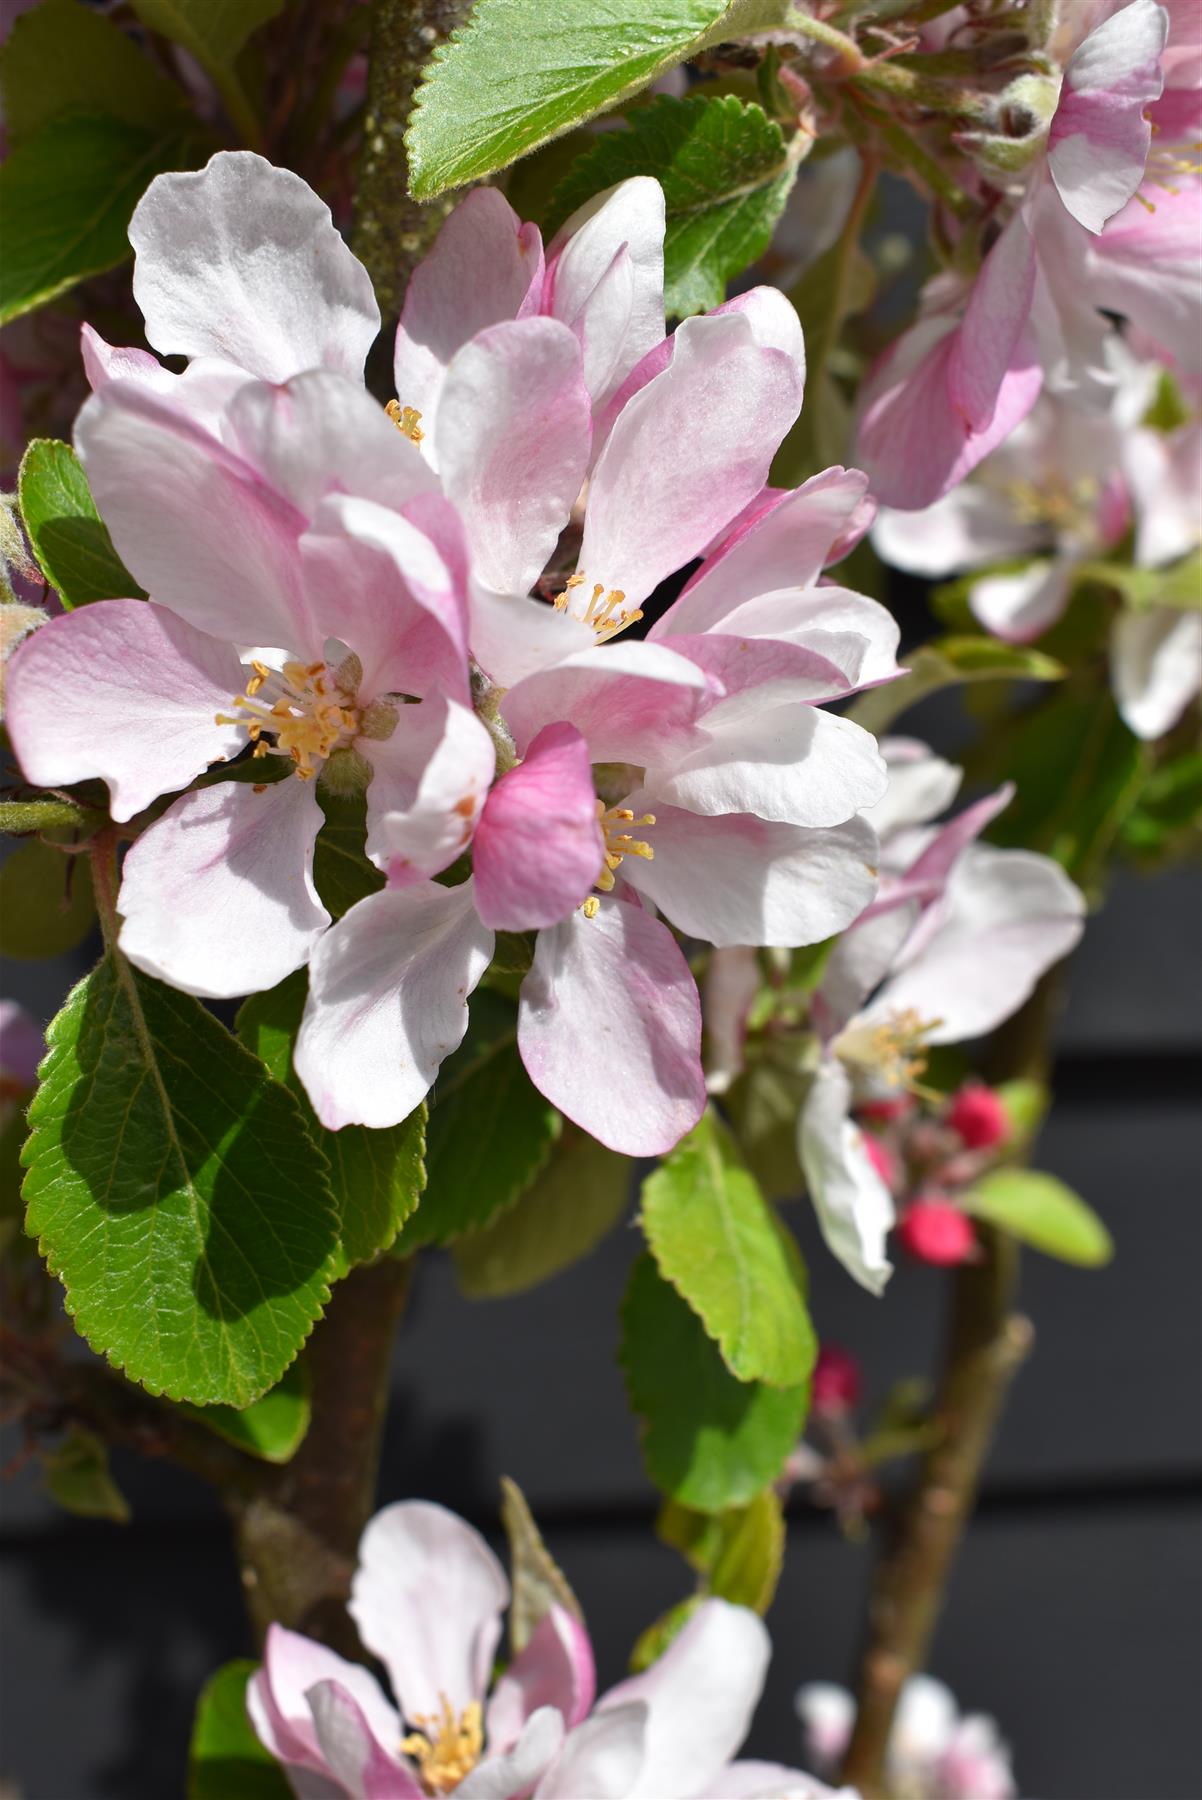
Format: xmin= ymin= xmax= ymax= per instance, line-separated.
xmin=552 ymin=570 xmax=643 ymax=641
xmin=400 ymin=1697 xmax=484 ymax=1796
xmin=834 ymin=1007 xmax=944 ymax=1095
xmin=217 ymin=657 xmax=361 ymax=780
xmin=584 ymin=801 xmax=656 ymax=911
xmin=386 ymin=399 xmax=425 ymax=444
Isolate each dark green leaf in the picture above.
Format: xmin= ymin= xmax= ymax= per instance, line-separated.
xmin=453 ymin=1125 xmax=629 ymax=1298
xmin=620 ymin=1253 xmax=809 ymax=1512
xmin=130 ymin=0 xmax=285 ymax=70
xmin=1122 ymin=749 xmax=1202 ymax=860
xmin=313 ymin=788 xmax=385 ymax=919
xmin=42 ymin=1427 xmax=130 ymax=1522
xmin=721 ymin=1060 xmax=808 ymax=1201
xmin=640 ymin=1109 xmax=816 ymax=1387
xmin=188 ymin=1660 xmax=291 ymax=1800
xmin=181 ymin=1358 xmax=311 ymax=1464
xmin=394 ymin=989 xmax=560 ymax=1252
xmin=0 ymin=0 xmax=187 ymax=144
xmin=22 ymin=953 xmax=340 ymax=1406
xmin=237 ymin=970 xmax=426 ymax=1271
xmin=18 ymin=439 xmax=146 ymax=608
xmin=0 ymin=114 xmax=195 ymax=325
xmin=0 ymin=838 xmax=95 ymax=958
xmin=501 ymin=1474 xmax=584 ymax=1655
xmin=406 ymin=0 xmax=733 ymax=198
xmin=848 ymin=636 xmax=1064 ymax=736
xmin=548 ymin=95 xmax=797 ymax=317
xmin=963 ymin=1169 xmax=1113 ymax=1266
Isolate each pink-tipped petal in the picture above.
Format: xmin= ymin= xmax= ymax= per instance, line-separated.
xmin=4 ymin=600 xmax=243 ymax=822
xmin=618 ymin=799 xmax=878 ymax=948
xmin=117 ymin=778 xmax=329 ymax=999
xmin=253 ymin=1623 xmax=400 ymax=1776
xmin=799 ymin=1060 xmax=895 ymax=1295
xmin=1049 ymin=0 xmax=1168 ymax=234
xmin=305 ymin=1681 xmax=422 ymax=1799
xmin=518 ymin=897 xmax=705 ymax=1157
xmin=578 ymin=310 xmax=804 ymax=610
xmin=473 ymin=723 xmax=604 ymax=931
xmin=349 ymin=1501 xmax=509 ymax=1724
xmin=487 ymin=1606 xmax=597 ymax=1753
xmin=597 ymin=1599 xmax=770 ymax=1800
xmin=294 ymin=880 xmax=492 ymax=1130
xmin=501 ymin=641 xmax=715 ymax=766
xmin=364 ymin=697 xmax=495 ymax=875
xmin=547 ymin=177 xmax=666 ymax=406
xmin=948 ymin=211 xmax=1039 ymax=432
xmin=434 ymin=318 xmax=591 ymax=597
xmin=130 ymin=151 xmax=379 ymax=381
xmin=394 ymin=187 xmax=545 ymax=448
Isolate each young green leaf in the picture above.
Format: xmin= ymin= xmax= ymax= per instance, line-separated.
xmin=629 ymin=1595 xmax=702 ymax=1674
xmin=129 ymin=0 xmax=283 ymax=146
xmin=188 ymin=1660 xmax=291 ymax=1800
xmin=452 ymin=1125 xmax=629 ymax=1299
xmin=0 ymin=115 xmax=194 ymax=325
xmin=963 ymin=1169 xmax=1114 ymax=1266
xmin=18 ymin=439 xmax=146 ymax=608
xmin=0 ymin=838 xmax=95 ymax=959
xmin=236 ymin=970 xmax=426 ymax=1272
xmin=405 ymin=0 xmax=732 ymax=199
xmin=42 ymin=1427 xmax=131 ymax=1523
xmin=548 ymin=95 xmax=797 ymax=317
xmin=620 ymin=1253 xmax=809 ymax=1512
xmin=0 ymin=0 xmax=187 ymax=145
xmin=848 ymin=635 xmax=1065 ymax=735
xmin=181 ymin=1358 xmax=312 ymax=1464
xmin=657 ymin=1487 xmax=784 ymax=1613
xmin=640 ymin=1109 xmax=816 ymax=1388
xmin=22 ymin=954 xmax=340 ymax=1407
xmin=393 ymin=989 xmax=561 ymax=1252
xmin=501 ymin=1474 xmax=584 ymax=1655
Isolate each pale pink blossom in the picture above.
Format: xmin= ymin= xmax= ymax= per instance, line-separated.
xmin=796 ymin=1674 xmax=1016 ymax=1800
xmin=798 ymin=741 xmax=1084 ymax=1290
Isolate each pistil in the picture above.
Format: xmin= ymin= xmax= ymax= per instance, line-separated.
xmin=215 ymin=658 xmax=361 ymax=779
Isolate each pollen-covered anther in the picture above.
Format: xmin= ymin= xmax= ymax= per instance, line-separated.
xmin=553 ymin=571 xmax=643 ymax=641
xmin=215 ymin=658 xmax=361 ymax=780
xmin=589 ymin=802 xmax=656 ymax=902
xmin=386 ymin=399 xmax=425 ymax=443
xmin=400 ymin=1696 xmax=484 ymax=1796
xmin=834 ymin=1006 xmax=944 ymax=1093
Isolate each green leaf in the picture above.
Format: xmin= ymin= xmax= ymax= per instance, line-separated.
xmin=620 ymin=1253 xmax=809 ymax=1512
xmin=237 ymin=971 xmax=426 ymax=1271
xmin=1077 ymin=551 xmax=1202 ymax=613
xmin=452 ymin=1125 xmax=629 ymax=1298
xmin=0 ymin=0 xmax=187 ymax=144
xmin=129 ymin=0 xmax=284 ymax=146
xmin=0 ymin=839 xmax=95 ymax=958
xmin=1122 ymin=749 xmax=1202 ymax=861
xmin=993 ymin=1078 xmax=1050 ymax=1149
xmin=964 ymin=1169 xmax=1113 ymax=1266
xmin=42 ymin=1427 xmax=130 ymax=1523
xmin=548 ymin=95 xmax=797 ymax=317
xmin=848 ymin=636 xmax=1065 ymax=735
xmin=721 ymin=1060 xmax=808 ymax=1201
xmin=629 ymin=1596 xmax=702 ymax=1674
xmin=188 ymin=1660 xmax=291 ymax=1800
xmin=658 ymin=1486 xmax=784 ymax=1612
xmin=181 ymin=1358 xmax=311 ymax=1464
xmin=22 ymin=953 xmax=340 ymax=1406
xmin=500 ymin=1474 xmax=584 ymax=1655
xmin=394 ymin=989 xmax=560 ymax=1252
xmin=18 ymin=439 xmax=146 ymax=608
xmin=772 ymin=237 xmax=876 ymax=484
xmin=313 ymin=788 xmax=385 ymax=919
xmin=640 ymin=1109 xmax=816 ymax=1387
xmin=0 ymin=114 xmax=195 ymax=325
xmin=0 ymin=796 xmax=95 ymax=835
xmin=405 ymin=0 xmax=732 ymax=198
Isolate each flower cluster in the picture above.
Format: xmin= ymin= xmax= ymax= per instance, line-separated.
xmin=798 ymin=1675 xmax=1016 ymax=1800
xmin=7 ymin=154 xmax=899 ymax=1156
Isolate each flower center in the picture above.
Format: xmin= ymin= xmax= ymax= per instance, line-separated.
xmin=386 ymin=400 xmax=425 ymax=443
xmin=996 ymin=474 xmax=1097 ymax=534
xmin=553 ymin=571 xmax=643 ymax=642
xmin=1137 ymin=127 xmax=1202 ymax=209
xmin=400 ymin=1697 xmax=484 ymax=1795
xmin=581 ymin=800 xmax=656 ymax=917
xmin=215 ymin=657 xmax=361 ymax=780
xmin=834 ymin=1007 xmax=943 ymax=1093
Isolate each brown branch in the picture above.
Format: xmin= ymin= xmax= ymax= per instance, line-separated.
xmin=351 ymin=0 xmax=474 ymax=324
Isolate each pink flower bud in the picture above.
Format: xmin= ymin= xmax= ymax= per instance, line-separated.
xmin=947 ymin=1082 xmax=1010 ymax=1151
xmin=812 ymin=1343 xmax=863 ymax=1415
xmin=857 ymin=1095 xmax=913 ymax=1126
xmin=862 ymin=1131 xmax=899 ymax=1191
xmin=897 ymin=1199 xmax=977 ymax=1266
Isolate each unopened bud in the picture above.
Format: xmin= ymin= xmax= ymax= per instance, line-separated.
xmin=812 ymin=1344 xmax=863 ymax=1416
xmin=897 ymin=1198 xmax=977 ymax=1266
xmin=858 ymin=1095 xmax=912 ymax=1126
xmin=947 ymin=1082 xmax=1010 ymax=1151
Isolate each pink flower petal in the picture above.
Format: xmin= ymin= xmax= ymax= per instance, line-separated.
xmin=130 ymin=151 xmax=379 ymax=381
xmin=348 ymin=1501 xmax=509 ymax=1723
xmin=468 ymin=587 xmax=595 ymax=690
xmin=473 ymin=723 xmax=604 ymax=931
xmin=1049 ymin=0 xmax=1167 ymax=234
xmin=546 ymin=177 xmax=665 ymax=407
xmin=501 ymin=641 xmax=715 ymax=767
xmin=364 ymin=696 xmax=495 ymax=876
xmin=305 ymin=1681 xmax=422 ymax=1799
xmin=394 ymin=187 xmax=545 ymax=446
xmin=799 ymin=1060 xmax=895 ymax=1294
xmin=252 ymin=1623 xmax=400 ymax=1776
xmin=294 ymin=880 xmax=492 ymax=1129
xmin=455 ymin=1709 xmax=565 ymax=1800
xmin=5 ymin=600 xmax=243 ymax=822
xmin=535 ymin=1703 xmax=649 ymax=1800
xmin=947 ymin=211 xmax=1039 ymax=432
xmin=969 ymin=558 xmax=1073 ymax=641
xmin=487 ymin=1605 xmax=597 ymax=1753
xmin=434 ymin=318 xmax=591 ymax=597
xmin=117 ymin=777 xmax=329 ymax=998
xmin=518 ymin=897 xmax=705 ymax=1156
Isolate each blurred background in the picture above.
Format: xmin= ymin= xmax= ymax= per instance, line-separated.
xmin=3 ymin=626 xmax=1200 ymax=1799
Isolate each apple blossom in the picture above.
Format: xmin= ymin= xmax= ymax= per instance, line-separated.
xmin=796 ymin=1674 xmax=1016 ymax=1800
xmin=799 ymin=741 xmax=1085 ymax=1292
